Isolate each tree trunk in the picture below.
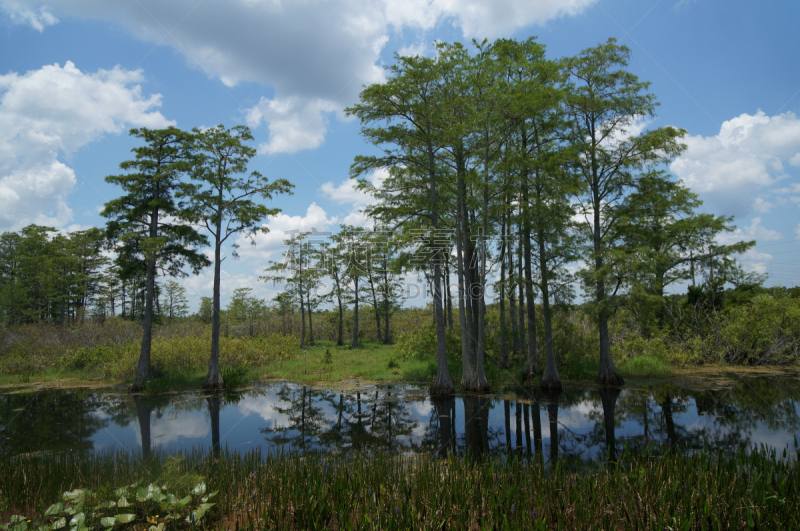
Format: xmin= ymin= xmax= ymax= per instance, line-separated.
xmin=429 ymin=138 xmax=454 ymax=395
xmin=203 ymin=232 xmax=225 ymax=390
xmin=455 ymin=159 xmax=474 ymax=388
xmin=307 ymin=289 xmax=314 ymax=345
xmin=508 ymin=234 xmax=519 ymax=359
xmin=539 ymin=232 xmax=561 ymax=391
xmin=383 ymin=268 xmax=391 ymax=344
xmin=299 ymin=264 xmax=307 ymax=349
xmin=131 ymin=208 xmax=158 ymax=392
xmin=521 ymin=166 xmax=539 ymax=380
xmin=445 ymin=255 xmax=454 ymax=331
xmin=368 ymin=270 xmax=382 ymax=343
xmin=592 ymin=150 xmax=623 ymax=386
xmin=470 ymin=151 xmax=491 ymax=393
xmin=517 ymin=224 xmax=527 ymax=360
xmin=336 ymin=291 xmax=344 ymax=346
xmin=499 ymin=205 xmax=509 ymax=369
xmin=351 ymin=276 xmax=359 ymax=349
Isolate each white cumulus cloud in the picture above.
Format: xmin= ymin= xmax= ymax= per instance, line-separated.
xmin=235 ymin=202 xmax=338 ymax=262
xmin=246 ymin=96 xmax=333 ymax=155
xmin=0 ymin=61 xmax=171 ymax=230
xmin=2 ymin=0 xmax=596 ymax=155
xmin=716 ymin=217 xmax=782 ymax=246
xmin=319 ymin=169 xmax=387 ymax=228
xmin=671 ymin=110 xmax=800 ymax=216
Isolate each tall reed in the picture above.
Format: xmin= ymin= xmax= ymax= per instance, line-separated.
xmin=1 ymin=445 xmax=797 ymax=529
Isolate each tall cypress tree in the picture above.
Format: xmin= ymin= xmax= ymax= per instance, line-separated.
xmin=102 ymin=127 xmax=209 ymax=392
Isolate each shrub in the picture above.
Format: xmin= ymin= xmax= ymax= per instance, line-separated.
xmin=395 ymin=325 xmax=461 ymax=362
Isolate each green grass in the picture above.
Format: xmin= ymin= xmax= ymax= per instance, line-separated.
xmin=0 ymin=368 xmax=114 ymax=387
xmin=261 ymin=339 xmax=433 ymax=384
xmin=1 ymin=445 xmax=798 ymax=530
xmin=617 ymin=354 xmax=671 ymax=378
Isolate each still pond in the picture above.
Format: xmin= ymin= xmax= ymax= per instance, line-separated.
xmin=1 ymin=372 xmax=798 ymax=461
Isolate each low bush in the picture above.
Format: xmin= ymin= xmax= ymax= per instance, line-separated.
xmin=395 ymin=325 xmax=461 ymax=363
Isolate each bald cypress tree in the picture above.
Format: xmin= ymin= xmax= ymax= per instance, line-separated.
xmin=565 ymin=40 xmax=686 ymax=385
xmin=102 ymin=127 xmax=209 ymax=392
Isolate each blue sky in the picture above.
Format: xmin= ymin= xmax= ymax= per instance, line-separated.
xmin=1 ymin=0 xmax=798 ymax=310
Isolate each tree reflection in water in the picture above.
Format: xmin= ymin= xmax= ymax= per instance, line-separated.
xmin=2 ymin=375 xmax=798 ymax=461
xmin=0 ymin=389 xmax=108 ymax=456
xmin=544 ymin=390 xmax=561 ymax=463
xmin=599 ymin=387 xmax=621 ymax=464
xmin=463 ymin=395 xmax=489 ymax=459
xmin=431 ymin=395 xmax=456 ymax=458
xmin=206 ymin=392 xmax=221 ymax=458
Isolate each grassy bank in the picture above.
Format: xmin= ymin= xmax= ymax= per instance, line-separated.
xmin=1 ymin=445 xmax=798 ymax=530
xmin=1 ymin=288 xmax=798 ymax=391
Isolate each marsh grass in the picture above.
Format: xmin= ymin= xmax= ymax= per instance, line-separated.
xmin=262 ymin=339 xmax=432 ymax=384
xmin=1 ymin=444 xmax=798 ymax=530
xmin=617 ymin=353 xmax=671 ymax=378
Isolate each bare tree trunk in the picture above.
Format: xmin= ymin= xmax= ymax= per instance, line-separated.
xmin=351 ymin=276 xmax=360 ymax=349
xmin=307 ymin=288 xmax=314 ymax=345
xmin=131 ymin=208 xmax=158 ymax=392
xmin=456 ymin=164 xmax=474 ymax=388
xmin=517 ymin=221 xmax=527 ymax=360
xmin=592 ymin=149 xmax=623 ymax=385
xmin=508 ymin=233 xmax=519 ymax=359
xmin=445 ymin=256 xmax=454 ymax=332
xmin=368 ymin=269 xmax=382 ymax=343
xmin=203 ymin=229 xmax=225 ymax=390
xmin=336 ymin=292 xmax=344 ymax=346
xmin=521 ymin=165 xmax=539 ymax=379
xmin=539 ymin=232 xmax=561 ymax=391
xmin=499 ymin=204 xmax=509 ymax=369
xmin=429 ymin=137 xmax=453 ymax=395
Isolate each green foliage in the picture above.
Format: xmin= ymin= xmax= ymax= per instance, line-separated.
xmin=395 ymin=325 xmax=461 ymax=362
xmin=0 ymin=320 xmax=296 ymax=380
xmin=687 ymin=293 xmax=800 ymax=364
xmin=3 ymin=448 xmax=799 ymax=530
xmin=617 ymin=354 xmax=671 ymax=378
xmin=1 ymin=480 xmax=216 ymax=531
xmin=220 ymin=365 xmax=250 ymax=388
xmin=323 ymin=348 xmax=332 ymax=364
xmin=0 ymin=225 xmax=107 ymax=325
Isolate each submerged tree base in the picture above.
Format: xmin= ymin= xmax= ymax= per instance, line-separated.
xmin=540 ymin=374 xmax=563 ymax=392
xmin=431 ymin=371 xmax=455 ymax=395
xmin=596 ymin=369 xmax=625 ymax=386
xmin=202 ymin=371 xmax=225 ymax=390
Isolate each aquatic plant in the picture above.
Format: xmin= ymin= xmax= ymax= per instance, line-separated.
xmin=1 ymin=443 xmax=797 ymax=530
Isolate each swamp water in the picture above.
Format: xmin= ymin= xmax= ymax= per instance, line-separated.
xmin=1 ymin=373 xmax=798 ymax=461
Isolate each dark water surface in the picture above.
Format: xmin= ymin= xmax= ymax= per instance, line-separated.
xmin=1 ymin=373 xmax=798 ymax=461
